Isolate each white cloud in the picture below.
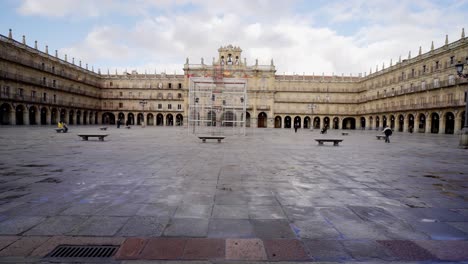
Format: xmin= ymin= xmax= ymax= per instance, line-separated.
xmin=25 ymin=0 xmax=467 ymax=75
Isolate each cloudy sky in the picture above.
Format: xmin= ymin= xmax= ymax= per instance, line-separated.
xmin=1 ymin=0 xmax=467 ymax=76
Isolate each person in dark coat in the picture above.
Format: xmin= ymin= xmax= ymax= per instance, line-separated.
xmin=294 ymin=122 xmax=299 ymax=133
xmin=383 ymin=126 xmax=392 ymax=143
xmin=117 ymin=119 xmax=121 ymax=128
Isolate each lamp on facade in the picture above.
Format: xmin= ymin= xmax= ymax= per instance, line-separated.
xmin=455 ymin=62 xmax=467 ymax=78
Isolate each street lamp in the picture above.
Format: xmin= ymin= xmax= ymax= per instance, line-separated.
xmin=455 ymin=61 xmax=468 ymax=148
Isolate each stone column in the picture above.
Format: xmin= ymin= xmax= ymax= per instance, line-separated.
xmin=35 ymin=110 xmax=40 ymax=125
xmin=414 ymin=115 xmax=420 ymax=133
xmin=23 ymin=110 xmax=29 ymax=125
xmin=10 ymin=110 xmax=16 ymax=125
xmin=425 ymin=115 xmax=431 ymax=133
xmin=403 ymin=115 xmax=409 ymax=133
xmin=455 ymin=116 xmax=462 ymax=133
xmin=46 ymin=110 xmax=51 ymax=125
xmin=252 ymin=118 xmax=258 ymax=128
xmin=439 ymin=114 xmax=446 ymax=134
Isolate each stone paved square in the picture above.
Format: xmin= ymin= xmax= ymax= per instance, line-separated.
xmin=0 ymin=126 xmax=467 ymax=261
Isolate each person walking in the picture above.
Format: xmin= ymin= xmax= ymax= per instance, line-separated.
xmin=117 ymin=118 xmax=121 ymax=128
xmin=383 ymin=126 xmax=392 ymax=143
xmin=294 ymin=122 xmax=298 ymax=133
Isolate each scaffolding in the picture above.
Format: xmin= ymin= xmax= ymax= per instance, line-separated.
xmin=188 ymin=76 xmax=247 ymax=136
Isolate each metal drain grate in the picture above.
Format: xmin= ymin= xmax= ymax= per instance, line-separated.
xmin=46 ymin=245 xmax=119 ymax=258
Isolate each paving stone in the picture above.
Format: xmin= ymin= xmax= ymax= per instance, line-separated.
xmin=342 ymin=240 xmax=395 ymax=261
xmin=59 ymin=203 xmax=108 ymax=216
xmin=0 ymin=216 xmax=45 ymax=235
xmin=212 ymin=205 xmax=249 ymax=219
xmin=0 ymin=236 xmax=50 ymax=257
xmin=282 ymin=205 xmax=324 ymax=221
xmin=263 ymin=239 xmax=310 ymax=261
xmin=6 ymin=202 xmax=69 ymax=216
xmin=97 ymin=203 xmax=143 ymax=216
xmin=377 ymin=240 xmax=437 ymax=261
xmin=225 ymin=238 xmax=267 ymax=260
xmin=114 ymin=238 xmax=147 ymax=260
xmin=302 ymin=240 xmax=352 ymax=261
xmin=0 ymin=236 xmax=20 ymax=251
xmin=291 ymin=220 xmax=341 ymax=239
xmin=251 ymin=219 xmax=296 ymax=239
xmin=410 ymin=222 xmax=468 ymax=240
xmin=174 ymin=204 xmax=213 ymax=219
xmin=163 ymin=218 xmax=209 ymax=237
xmin=117 ymin=216 xmax=168 ymax=237
xmin=139 ymin=238 xmax=186 ymax=260
xmin=67 ymin=216 xmax=129 ymax=236
xmin=182 ymin=238 xmax=224 ymax=260
xmin=215 ymin=193 xmax=249 ymax=205
xmin=448 ymin=222 xmax=468 ymax=233
xmin=248 ymin=205 xmax=286 ymax=219
xmin=207 ymin=219 xmax=254 ymax=238
xmin=415 ymin=240 xmax=468 ymax=261
xmin=136 ymin=203 xmax=177 ymax=217
xmin=24 ymin=216 xmax=88 ymax=236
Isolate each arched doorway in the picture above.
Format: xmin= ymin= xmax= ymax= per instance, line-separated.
xmin=360 ymin=117 xmax=366 ymax=129
xmin=382 ymin=116 xmax=387 ymax=128
xmin=137 ymin=113 xmax=144 ymax=125
xmin=398 ymin=115 xmax=404 ymax=132
xmin=408 ymin=114 xmax=415 ymax=132
xmin=16 ymin=105 xmax=25 ymax=125
xmin=0 ymin=103 xmax=12 ymax=125
xmin=60 ymin=109 xmax=66 ymax=123
xmin=461 ymin=111 xmax=465 ymax=131
xmin=431 ymin=112 xmax=439 ymax=133
xmin=29 ymin=106 xmax=37 ymax=125
xmin=157 ymin=114 xmax=164 ymax=126
xmin=304 ymin=117 xmax=311 ymax=129
xmin=313 ymin=117 xmax=320 ymax=129
xmin=418 ymin=113 xmax=426 ymax=133
xmin=375 ymin=116 xmax=380 ymax=129
xmin=258 ymin=112 xmax=267 ymax=128
xmin=342 ymin=117 xmax=356 ymax=129
xmin=69 ymin=110 xmax=74 ymax=125
xmin=390 ymin=115 xmax=395 ymax=129
xmin=223 ymin=111 xmax=235 ymax=127
xmin=76 ymin=110 xmax=81 ymax=125
xmin=369 ymin=116 xmax=373 ymax=129
xmin=332 ymin=117 xmax=339 ymax=129
xmin=127 ymin=113 xmax=135 ymax=125
xmin=275 ymin=116 xmax=282 ymax=128
xmin=40 ymin=107 xmax=48 ymax=125
xmin=94 ymin=112 xmax=99 ymax=124
xmin=51 ymin=108 xmax=58 ymax=125
xmin=445 ymin=112 xmax=455 ymax=134
xmin=102 ymin=112 xmax=115 ymax=125
xmin=166 ymin=114 xmax=173 ymax=126
xmin=246 ymin=112 xmax=251 ymax=127
xmin=324 ymin=117 xmax=330 ymax=129
xmin=284 ymin=116 xmax=291 ymax=128
xmin=207 ymin=111 xmax=216 ymax=126
xmin=294 ymin=116 xmax=301 ymax=128
xmin=147 ymin=113 xmax=154 ymax=126
xmin=176 ymin=114 xmax=183 ymax=126
xmin=83 ymin=111 xmax=88 ymax=125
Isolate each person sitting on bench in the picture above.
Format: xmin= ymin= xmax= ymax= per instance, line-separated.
xmin=62 ymin=122 xmax=68 ymax=133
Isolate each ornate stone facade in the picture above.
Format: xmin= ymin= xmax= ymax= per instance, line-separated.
xmin=1 ymin=30 xmax=467 ymax=134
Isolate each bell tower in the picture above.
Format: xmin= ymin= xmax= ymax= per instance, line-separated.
xmin=218 ymin=45 xmax=242 ymax=66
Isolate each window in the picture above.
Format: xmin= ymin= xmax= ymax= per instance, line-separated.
xmin=178 ymin=93 xmax=182 ymax=99
xmin=129 ymin=92 xmax=132 ymax=97
xmin=158 ymin=104 xmax=162 ymax=109
xmin=433 ymin=78 xmax=440 ymax=88
xmin=421 ymin=81 xmax=426 ymax=90
xmin=119 ymin=92 xmax=123 ymax=96
xmin=53 ymin=94 xmax=56 ymax=103
xmin=119 ymin=102 xmax=123 ymax=108
xmin=41 ymin=62 xmax=45 ymax=70
xmin=43 ymin=77 xmax=46 ymax=85
xmin=435 ymin=61 xmax=439 ymax=70
xmin=178 ymin=83 xmax=182 ymax=89
xmin=168 ymin=83 xmax=172 ymax=89
xmin=411 ymin=69 xmax=415 ymax=77
xmin=157 ymin=93 xmax=163 ymax=99
xmin=31 ymin=90 xmax=36 ymax=99
xmin=167 ymin=93 xmax=173 ymax=99
xmin=447 ymin=93 xmax=454 ymax=104
xmin=177 ymin=104 xmax=182 ymax=110
xmin=423 ymin=65 xmax=426 ymax=73
xmin=109 ymin=82 xmax=113 ymax=87
xmin=43 ymin=92 xmax=47 ymax=101
xmin=53 ymin=80 xmax=56 ymax=87
xmin=103 ymin=102 xmax=107 ymax=108
xmin=450 ymin=56 xmax=455 ymax=65
xmin=168 ymin=104 xmax=172 ymax=109
xmin=52 ymin=66 xmax=55 ymax=73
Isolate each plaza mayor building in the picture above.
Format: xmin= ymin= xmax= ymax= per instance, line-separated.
xmin=0 ymin=28 xmax=467 ymax=134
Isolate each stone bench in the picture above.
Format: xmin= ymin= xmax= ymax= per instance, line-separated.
xmin=78 ymin=134 xmax=109 ymax=141
xmin=55 ymin=128 xmax=65 ymax=133
xmin=198 ymin=136 xmax=225 ymax=143
xmin=315 ymin=139 xmax=343 ymax=146
xmin=376 ymin=135 xmax=386 ymax=140
xmin=99 ymin=127 xmax=108 ymax=131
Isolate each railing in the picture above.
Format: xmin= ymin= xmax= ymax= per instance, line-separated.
xmin=0 ymin=92 xmax=99 ymax=109
xmin=356 ymin=99 xmax=465 ymax=114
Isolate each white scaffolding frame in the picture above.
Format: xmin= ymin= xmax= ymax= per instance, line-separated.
xmin=188 ymin=77 xmax=247 ymax=136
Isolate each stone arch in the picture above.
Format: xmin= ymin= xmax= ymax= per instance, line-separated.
xmin=360 ymin=116 xmax=366 ymax=129
xmin=127 ymin=113 xmax=135 ymax=125
xmin=294 ymin=116 xmax=301 ymax=128
xmin=323 ymin=116 xmax=330 ymax=128
xmin=15 ymin=104 xmax=26 ymax=125
xmin=382 ymin=115 xmax=387 ymax=128
xmin=156 ymin=113 xmax=164 ymax=126
xmin=284 ymin=116 xmax=291 ymax=128
xmin=76 ymin=110 xmax=82 ymax=125
xmin=369 ymin=116 xmax=373 ymax=129
xmin=68 ymin=110 xmax=74 ymax=125
xmin=430 ymin=112 xmax=439 ymax=134
xmin=342 ymin=117 xmax=356 ymax=129
xmin=166 ymin=113 xmax=173 ymax=126
xmin=304 ymin=116 xmax=311 ymax=129
xmin=40 ymin=107 xmax=48 ymax=125
xmin=222 ymin=111 xmax=236 ymax=127
xmin=29 ymin=105 xmax=38 ymax=125
xmin=445 ymin=112 xmax=455 ymax=134
xmin=246 ymin=112 xmax=251 ymax=127
xmin=51 ymin=108 xmax=58 ymax=125
xmin=102 ymin=112 xmax=115 ymax=125
xmin=389 ymin=115 xmax=395 ymax=129
xmin=418 ymin=113 xmax=426 ymax=133
xmin=274 ymin=116 xmax=282 ymax=128
xmin=176 ymin=114 xmax=183 ymax=126
xmin=147 ymin=113 xmax=154 ymax=126
xmin=375 ymin=116 xmax=380 ymax=129
xmin=60 ymin=108 xmax=67 ymax=123
xmin=398 ymin=114 xmax=404 ymax=132
xmin=137 ymin=113 xmax=144 ymax=125
xmin=207 ymin=111 xmax=216 ymax=126
xmin=258 ymin=112 xmax=267 ymax=128
xmin=408 ymin=114 xmax=415 ymax=133
xmin=313 ymin=117 xmax=321 ymax=129
xmin=332 ymin=117 xmax=339 ymax=129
